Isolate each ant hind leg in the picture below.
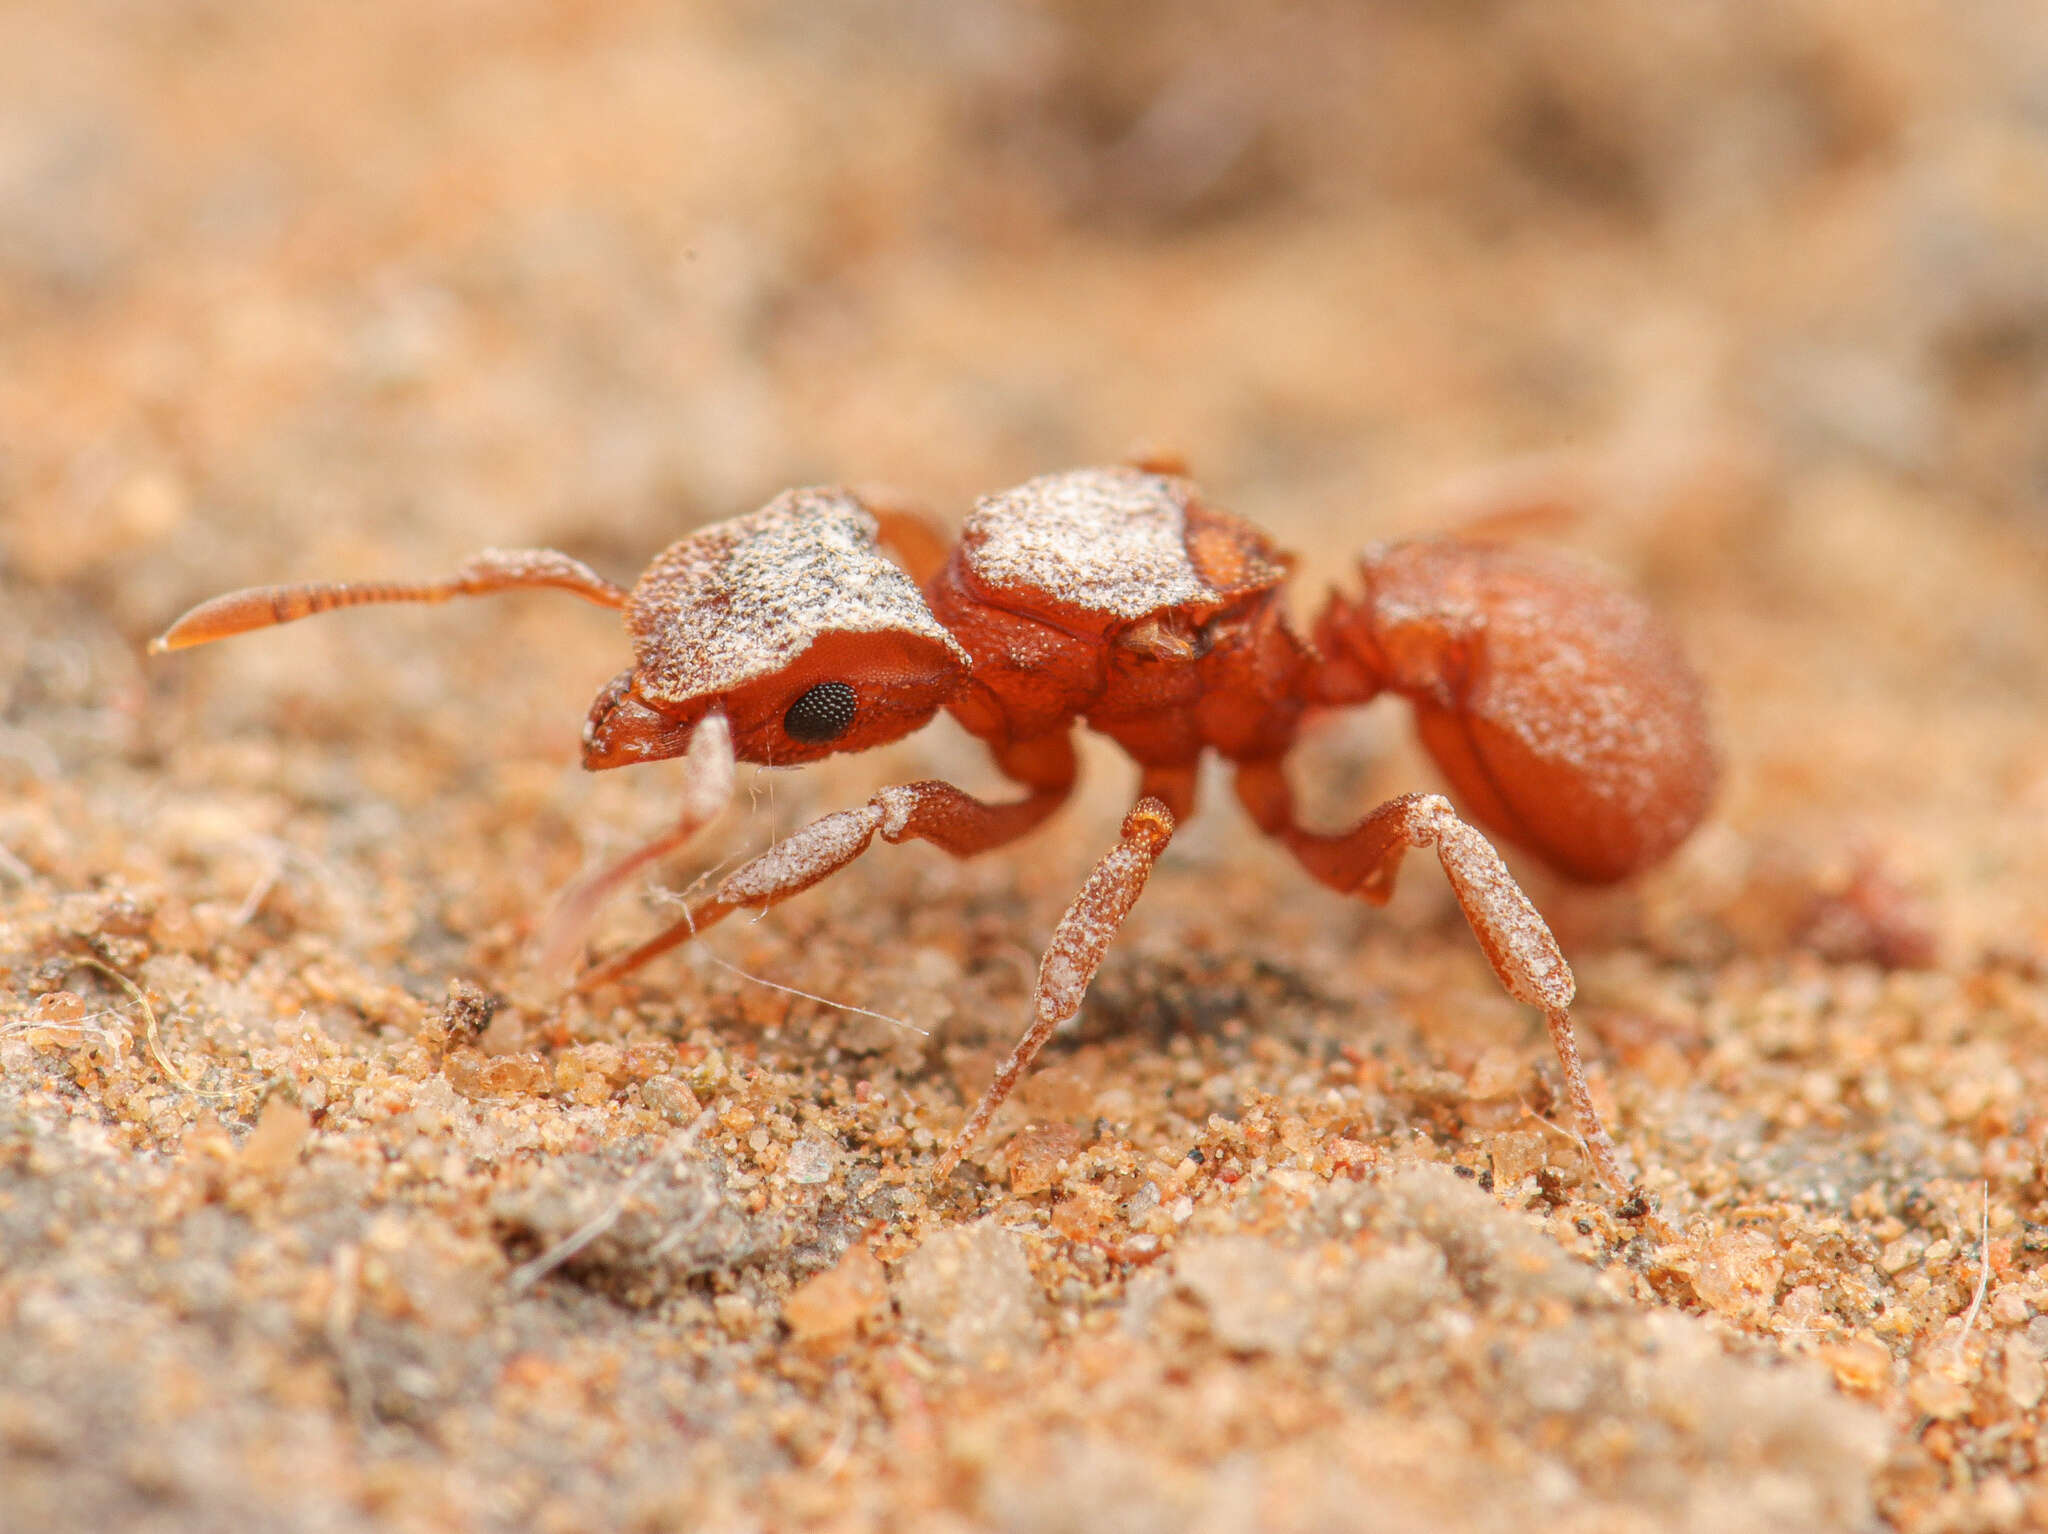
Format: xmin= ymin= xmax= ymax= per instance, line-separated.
xmin=1236 ymin=764 xmax=1630 ymax=1191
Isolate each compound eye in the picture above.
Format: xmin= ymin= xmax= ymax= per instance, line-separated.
xmin=783 ymin=680 xmax=858 ymax=744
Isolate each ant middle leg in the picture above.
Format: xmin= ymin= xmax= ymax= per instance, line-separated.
xmin=932 ymin=794 xmax=1177 ymax=1180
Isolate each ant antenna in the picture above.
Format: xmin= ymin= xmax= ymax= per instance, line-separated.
xmin=151 ymin=548 xmax=626 ymax=651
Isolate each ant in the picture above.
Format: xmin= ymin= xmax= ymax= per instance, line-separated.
xmin=154 ymin=463 xmax=1715 ymax=1191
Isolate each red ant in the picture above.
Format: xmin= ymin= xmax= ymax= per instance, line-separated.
xmin=154 ymin=464 xmax=1715 ymax=1190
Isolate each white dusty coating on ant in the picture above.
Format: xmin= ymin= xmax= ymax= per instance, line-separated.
xmin=154 ymin=464 xmax=1719 ymax=1195
xmin=626 ymin=487 xmax=966 ymax=704
xmin=963 ymin=467 xmax=1283 ymax=618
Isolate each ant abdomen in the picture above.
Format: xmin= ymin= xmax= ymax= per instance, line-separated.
xmin=1315 ymin=538 xmax=1716 ymax=884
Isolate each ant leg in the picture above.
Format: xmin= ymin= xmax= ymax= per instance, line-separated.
xmin=1237 ymin=764 xmax=1628 ymax=1189
xmin=863 ymin=497 xmax=952 ymax=587
xmin=151 ymin=548 xmax=627 ymax=651
xmin=933 ymin=797 xmax=1177 ymax=1181
xmin=572 ymin=762 xmax=1075 ymax=993
xmin=571 ymin=805 xmax=886 ymax=991
xmin=530 ymin=714 xmax=736 ymax=977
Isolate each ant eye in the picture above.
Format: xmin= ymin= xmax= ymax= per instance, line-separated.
xmin=783 ymin=681 xmax=858 ymax=744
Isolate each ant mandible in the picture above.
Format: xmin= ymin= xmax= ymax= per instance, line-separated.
xmin=154 ymin=464 xmax=1715 ymax=1191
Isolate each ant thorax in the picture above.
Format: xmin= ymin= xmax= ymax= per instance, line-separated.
xmin=926 ymin=467 xmax=1308 ymax=764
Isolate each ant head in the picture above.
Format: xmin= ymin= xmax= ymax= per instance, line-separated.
xmin=580 ymin=488 xmax=968 ymax=770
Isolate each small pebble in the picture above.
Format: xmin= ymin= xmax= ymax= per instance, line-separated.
xmin=32 ymin=990 xmax=87 ymax=1025
xmin=894 ymin=1219 xmax=1037 ymax=1366
xmin=1694 ymin=1229 xmax=1785 ymax=1320
xmin=783 ymin=1246 xmax=885 ymax=1346
xmin=784 ymin=1137 xmax=836 ymax=1185
xmin=1006 ymin=1122 xmax=1084 ymax=1196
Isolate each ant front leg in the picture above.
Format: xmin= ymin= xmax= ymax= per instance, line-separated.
xmin=531 ymin=713 xmax=738 ymax=977
xmin=1235 ymin=762 xmax=1629 ymax=1191
xmin=571 ymin=736 xmax=1077 ymax=992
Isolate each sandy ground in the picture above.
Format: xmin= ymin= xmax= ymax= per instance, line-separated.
xmin=5 ymin=3 xmax=2048 ymax=1530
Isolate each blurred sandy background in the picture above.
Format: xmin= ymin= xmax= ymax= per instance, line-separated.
xmin=5 ymin=3 xmax=2048 ymax=1531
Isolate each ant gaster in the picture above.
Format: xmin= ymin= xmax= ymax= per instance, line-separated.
xmin=154 ymin=464 xmax=1716 ymax=1189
